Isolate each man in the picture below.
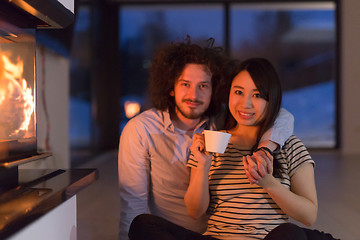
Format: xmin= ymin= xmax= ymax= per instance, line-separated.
xmin=118 ymin=37 xmax=293 ymax=239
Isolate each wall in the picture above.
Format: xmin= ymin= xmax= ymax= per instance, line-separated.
xmin=37 ymin=46 xmax=70 ymax=168
xmin=9 ymin=196 xmax=76 ymax=240
xmin=21 ymin=46 xmax=70 ymax=169
xmin=58 ymin=0 xmax=74 ymax=13
xmin=341 ymin=0 xmax=360 ymax=155
xmin=20 ymin=0 xmax=74 ymax=169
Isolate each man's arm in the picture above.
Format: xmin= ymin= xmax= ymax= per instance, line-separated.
xmin=245 ymin=108 xmax=294 ymax=184
xmin=259 ymin=108 xmax=294 ymax=151
xmin=118 ymin=119 xmax=150 ymax=239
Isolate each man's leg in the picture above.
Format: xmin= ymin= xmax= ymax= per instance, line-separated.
xmin=128 ymin=214 xmax=217 ymax=240
xmin=264 ymin=222 xmax=340 ymax=240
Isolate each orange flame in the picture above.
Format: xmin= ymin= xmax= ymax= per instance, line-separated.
xmin=0 ymin=52 xmax=35 ymax=138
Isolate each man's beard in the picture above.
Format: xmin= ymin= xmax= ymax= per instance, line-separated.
xmin=175 ymin=100 xmax=206 ymax=120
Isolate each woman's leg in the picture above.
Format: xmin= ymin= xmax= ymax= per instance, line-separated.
xmin=128 ymin=214 xmax=218 ymax=240
xmin=263 ymin=223 xmax=307 ymax=240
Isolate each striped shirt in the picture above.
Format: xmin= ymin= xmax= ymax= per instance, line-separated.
xmin=187 ymin=135 xmax=314 ymax=240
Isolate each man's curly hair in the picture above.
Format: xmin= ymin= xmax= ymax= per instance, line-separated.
xmin=148 ymin=36 xmax=226 ymax=117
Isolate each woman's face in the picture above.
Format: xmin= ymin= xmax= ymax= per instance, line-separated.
xmin=228 ymin=70 xmax=268 ymax=127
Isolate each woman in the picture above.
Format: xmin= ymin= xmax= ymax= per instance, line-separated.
xmin=129 ymin=58 xmax=338 ymax=240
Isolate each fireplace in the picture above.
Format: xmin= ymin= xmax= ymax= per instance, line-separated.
xmin=0 ymin=0 xmax=74 ymax=191
xmin=0 ymin=2 xmax=98 ymax=238
xmin=0 ymin=19 xmax=38 ymax=163
xmin=0 ymin=18 xmax=50 ymax=193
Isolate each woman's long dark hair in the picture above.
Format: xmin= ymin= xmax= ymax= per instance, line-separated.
xmin=222 ymin=58 xmax=283 ymax=176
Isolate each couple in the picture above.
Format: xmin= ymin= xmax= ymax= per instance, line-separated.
xmin=118 ymin=37 xmax=337 ymax=239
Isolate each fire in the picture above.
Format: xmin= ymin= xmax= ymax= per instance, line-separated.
xmin=0 ymin=52 xmax=35 ymax=138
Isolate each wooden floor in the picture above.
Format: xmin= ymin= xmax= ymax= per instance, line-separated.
xmin=76 ymin=149 xmax=360 ymax=240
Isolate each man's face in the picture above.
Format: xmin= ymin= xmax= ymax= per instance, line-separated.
xmin=170 ymin=64 xmax=212 ymax=121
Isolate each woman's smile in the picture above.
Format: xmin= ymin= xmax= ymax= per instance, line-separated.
xmin=237 ymin=110 xmax=255 ymax=120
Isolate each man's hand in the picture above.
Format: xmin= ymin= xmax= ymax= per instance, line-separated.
xmin=243 ymin=154 xmax=261 ymax=184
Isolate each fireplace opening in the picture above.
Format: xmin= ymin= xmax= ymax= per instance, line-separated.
xmin=0 ymin=19 xmax=38 ymax=165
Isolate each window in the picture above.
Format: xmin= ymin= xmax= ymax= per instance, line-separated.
xmin=118 ymin=1 xmax=337 ymax=148
xmin=70 ymin=1 xmax=338 ymax=151
xmin=230 ymin=2 xmax=336 ymax=147
xmin=119 ymin=4 xmax=224 ymax=130
xmin=69 ymin=5 xmax=92 ymax=162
